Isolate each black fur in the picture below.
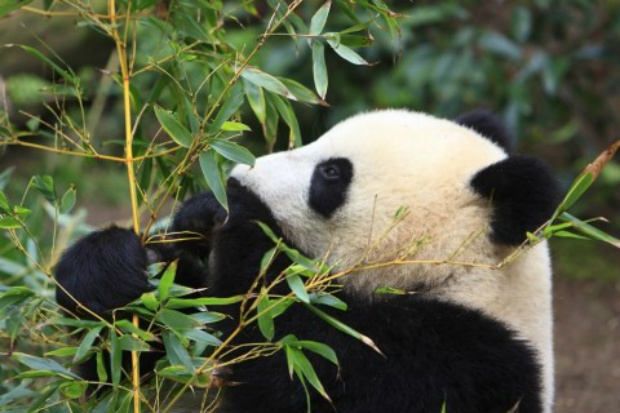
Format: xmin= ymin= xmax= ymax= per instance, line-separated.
xmin=456 ymin=110 xmax=514 ymax=153
xmin=222 ymin=296 xmax=542 ymax=413
xmin=56 ymin=180 xmax=544 ymax=413
xmin=309 ymin=157 xmax=354 ymax=218
xmin=55 ymin=226 xmax=151 ymax=316
xmin=471 ymin=155 xmax=561 ymax=245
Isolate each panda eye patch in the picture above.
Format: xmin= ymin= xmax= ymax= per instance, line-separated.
xmin=309 ymin=158 xmax=353 ymax=218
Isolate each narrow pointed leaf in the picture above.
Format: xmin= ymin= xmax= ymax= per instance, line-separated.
xmin=326 ymin=39 xmax=368 ymax=65
xmin=312 ymin=42 xmax=328 ymax=99
xmin=74 ymin=326 xmax=102 ymax=362
xmin=154 ymin=106 xmax=193 ymax=147
xmin=241 ymin=66 xmax=296 ymax=101
xmin=309 ymin=1 xmax=331 ymax=35
xmin=211 ymin=140 xmax=255 ymax=166
xmin=199 ymin=150 xmax=228 ymax=212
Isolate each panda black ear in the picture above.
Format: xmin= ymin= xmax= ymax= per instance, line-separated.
xmin=471 ymin=156 xmax=560 ymax=245
xmin=456 ymin=110 xmax=514 ymax=154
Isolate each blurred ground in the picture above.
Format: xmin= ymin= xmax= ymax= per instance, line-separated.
xmin=553 ymin=276 xmax=620 ymax=413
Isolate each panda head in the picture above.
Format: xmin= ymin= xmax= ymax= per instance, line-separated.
xmin=230 ymin=109 xmax=559 ymax=299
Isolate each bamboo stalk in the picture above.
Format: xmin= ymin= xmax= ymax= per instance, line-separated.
xmin=108 ymin=0 xmax=141 ymax=411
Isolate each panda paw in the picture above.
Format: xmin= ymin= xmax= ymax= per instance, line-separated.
xmin=55 ymin=226 xmax=152 ymax=316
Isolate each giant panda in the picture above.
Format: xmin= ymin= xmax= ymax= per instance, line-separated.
xmin=55 ymin=109 xmax=559 ymax=413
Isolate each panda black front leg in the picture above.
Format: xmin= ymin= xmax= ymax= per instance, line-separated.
xmin=55 ymin=226 xmax=152 ymax=316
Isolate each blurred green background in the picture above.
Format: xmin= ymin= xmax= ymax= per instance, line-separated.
xmin=0 ymin=1 xmax=619 ymax=411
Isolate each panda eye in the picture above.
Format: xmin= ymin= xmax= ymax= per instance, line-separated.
xmin=319 ymin=164 xmax=341 ymax=181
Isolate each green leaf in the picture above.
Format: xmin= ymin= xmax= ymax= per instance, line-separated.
xmin=162 ymin=330 xmax=195 ymax=373
xmin=243 ymin=78 xmax=266 ymax=123
xmin=0 ymin=287 xmax=35 ymax=311
xmin=12 ymin=352 xmax=80 ymax=379
xmin=157 ymin=308 xmax=201 ymax=330
xmin=190 ymin=311 xmax=226 ymax=325
xmin=60 ymin=185 xmax=76 ymax=214
xmin=560 ymin=213 xmax=620 ymax=248
xmin=199 ymin=150 xmax=228 ymax=212
xmin=185 ymin=329 xmax=222 ymax=346
xmin=309 ymin=1 xmax=331 ymax=35
xmin=286 ymin=346 xmax=331 ymax=402
xmin=305 ymin=304 xmax=383 ymax=355
xmin=119 ymin=335 xmax=151 ymax=351
xmin=109 ymin=329 xmax=122 ymax=387
xmin=553 ymin=171 xmax=595 ymax=220
xmin=115 ymin=319 xmax=157 ymax=341
xmin=96 ymin=351 xmax=108 ymax=382
xmin=158 ymin=261 xmax=176 ymax=302
xmin=154 ymin=106 xmax=194 ymax=148
xmin=33 ymin=174 xmax=57 ymax=204
xmin=257 ymin=293 xmax=275 ymax=341
xmin=241 ymin=66 xmax=296 ymax=101
xmin=45 ymin=347 xmax=77 ymax=357
xmin=166 ymin=295 xmax=244 ymax=308
xmin=326 ymin=39 xmax=368 ymax=65
xmin=0 ymin=190 xmax=10 ymax=212
xmin=209 ymin=82 xmax=245 ymax=134
xmin=59 ymin=381 xmax=87 ymax=399
xmin=270 ymin=95 xmax=302 ymax=147
xmin=211 ymin=140 xmax=255 ymax=166
xmin=0 ymin=0 xmax=34 ymax=17
xmin=0 ymin=216 xmax=21 ymax=229
xmin=312 ymin=42 xmax=328 ymax=100
xmin=295 ymin=340 xmax=338 ymax=366
xmin=279 ymin=78 xmax=323 ymax=105
xmin=140 ymin=291 xmax=159 ymax=311
xmin=286 ymin=273 xmax=310 ymax=303
xmin=74 ymin=326 xmax=102 ymax=362
xmin=221 ymin=121 xmax=251 ymax=132
xmin=11 ymin=45 xmax=77 ymax=85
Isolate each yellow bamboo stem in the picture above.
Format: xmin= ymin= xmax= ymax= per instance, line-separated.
xmin=108 ymin=0 xmax=141 ymax=411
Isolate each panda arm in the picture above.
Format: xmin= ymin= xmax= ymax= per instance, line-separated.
xmin=55 ymin=192 xmax=222 ymax=316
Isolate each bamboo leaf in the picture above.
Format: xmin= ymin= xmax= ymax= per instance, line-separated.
xmin=73 ymin=326 xmax=102 ymax=363
xmin=96 ymin=351 xmax=108 ymax=382
xmin=158 ymin=261 xmax=176 ymax=302
xmin=166 ymin=295 xmax=244 ymax=308
xmin=257 ymin=293 xmax=275 ymax=341
xmin=209 ymin=82 xmax=245 ymax=134
xmin=60 ymin=185 xmax=76 ymax=214
xmin=9 ymin=45 xmax=77 ymax=85
xmin=286 ymin=273 xmax=310 ymax=303
xmin=243 ymin=78 xmax=267 ymax=123
xmin=157 ymin=308 xmax=201 ymax=330
xmin=162 ymin=330 xmax=195 ymax=373
xmin=241 ymin=66 xmax=296 ymax=101
xmin=560 ymin=212 xmax=620 ymax=248
xmin=12 ymin=352 xmax=80 ymax=379
xmin=199 ymin=150 xmax=228 ymax=212
xmin=109 ymin=329 xmax=122 ymax=387
xmin=309 ymin=1 xmax=331 ymax=35
xmin=211 ymin=139 xmax=256 ymax=166
xmin=154 ymin=106 xmax=194 ymax=148
xmin=0 ymin=0 xmax=34 ymax=17
xmin=312 ymin=42 xmax=328 ymax=100
xmin=305 ymin=304 xmax=383 ymax=355
xmin=326 ymin=39 xmax=368 ymax=65
xmin=221 ymin=121 xmax=251 ymax=132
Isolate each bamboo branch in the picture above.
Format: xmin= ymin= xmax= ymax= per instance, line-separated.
xmin=108 ymin=0 xmax=141 ymax=411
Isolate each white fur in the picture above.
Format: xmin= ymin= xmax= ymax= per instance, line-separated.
xmin=231 ymin=109 xmax=554 ymax=412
